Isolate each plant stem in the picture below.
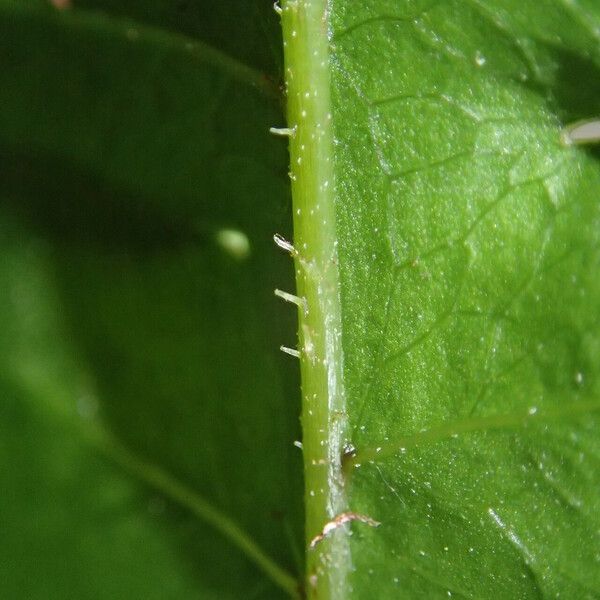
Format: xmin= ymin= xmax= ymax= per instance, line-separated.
xmin=280 ymin=1 xmax=350 ymax=598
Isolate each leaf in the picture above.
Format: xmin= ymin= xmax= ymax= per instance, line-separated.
xmin=4 ymin=0 xmax=600 ymax=598
xmin=281 ymin=0 xmax=600 ymax=597
xmin=0 ymin=2 xmax=302 ymax=598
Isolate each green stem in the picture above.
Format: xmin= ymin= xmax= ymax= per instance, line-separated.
xmin=280 ymin=2 xmax=350 ymax=598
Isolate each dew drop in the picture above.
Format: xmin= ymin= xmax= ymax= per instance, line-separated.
xmin=215 ymin=228 xmax=251 ymax=260
xmin=474 ymin=50 xmax=486 ymax=66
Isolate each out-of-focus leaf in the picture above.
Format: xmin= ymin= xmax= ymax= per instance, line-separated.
xmin=0 ymin=2 xmax=302 ymax=598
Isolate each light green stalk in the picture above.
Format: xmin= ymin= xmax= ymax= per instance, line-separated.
xmin=280 ymin=1 xmax=350 ymax=598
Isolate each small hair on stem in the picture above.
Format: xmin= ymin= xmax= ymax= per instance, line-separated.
xmin=280 ymin=345 xmax=300 ymax=358
xmin=309 ymin=512 xmax=380 ymax=549
xmin=561 ymin=118 xmax=600 ymax=146
xmin=274 ymin=288 xmax=307 ymax=312
xmin=273 ymin=233 xmax=297 ymax=255
xmin=269 ymin=126 xmax=296 ymax=137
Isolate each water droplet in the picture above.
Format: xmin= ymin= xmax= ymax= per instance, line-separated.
xmin=474 ymin=50 xmax=486 ymax=66
xmin=215 ymin=229 xmax=251 ymax=260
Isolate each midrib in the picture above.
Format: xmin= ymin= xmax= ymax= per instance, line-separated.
xmin=280 ymin=1 xmax=351 ymax=598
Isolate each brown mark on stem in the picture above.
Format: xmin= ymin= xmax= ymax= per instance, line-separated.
xmin=309 ymin=512 xmax=381 ymax=549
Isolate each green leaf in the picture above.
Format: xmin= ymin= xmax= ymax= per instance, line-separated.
xmin=4 ymin=0 xmax=600 ymax=598
xmin=281 ymin=0 xmax=600 ymax=597
xmin=0 ymin=2 xmax=302 ymax=598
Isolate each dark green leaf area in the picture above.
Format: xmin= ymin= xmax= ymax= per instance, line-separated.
xmin=0 ymin=381 xmax=287 ymax=600
xmin=73 ymin=0 xmax=283 ymax=78
xmin=329 ymin=0 xmax=600 ymax=597
xmin=0 ymin=2 xmax=301 ymax=598
xmin=1 ymin=4 xmax=287 ymax=224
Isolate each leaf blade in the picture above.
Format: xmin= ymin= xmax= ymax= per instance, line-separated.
xmin=283 ymin=0 xmax=600 ymax=596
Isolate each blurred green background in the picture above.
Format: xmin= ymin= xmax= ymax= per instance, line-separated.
xmin=0 ymin=1 xmax=303 ymax=597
